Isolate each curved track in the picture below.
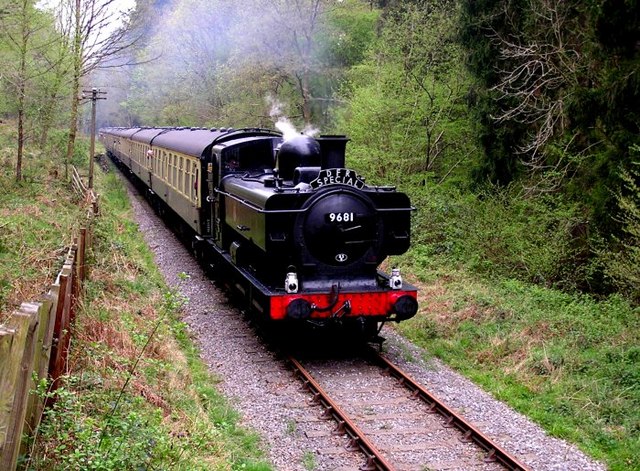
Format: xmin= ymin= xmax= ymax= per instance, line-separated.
xmin=288 ymin=347 xmax=530 ymax=471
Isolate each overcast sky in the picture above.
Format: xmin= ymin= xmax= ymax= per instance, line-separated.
xmin=114 ymin=0 xmax=136 ymax=15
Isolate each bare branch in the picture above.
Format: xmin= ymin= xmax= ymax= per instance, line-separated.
xmin=488 ymin=0 xmax=588 ymax=186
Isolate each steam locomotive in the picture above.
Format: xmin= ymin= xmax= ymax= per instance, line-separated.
xmin=100 ymin=126 xmax=418 ymax=337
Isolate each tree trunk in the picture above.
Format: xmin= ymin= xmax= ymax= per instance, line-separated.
xmin=15 ymin=0 xmax=29 ymax=182
xmin=17 ymin=106 xmax=24 ymax=182
xmin=65 ymin=73 xmax=79 ymax=179
xmin=39 ymin=86 xmax=63 ymax=150
xmin=300 ymin=69 xmax=312 ymax=124
xmin=64 ymin=0 xmax=82 ymax=180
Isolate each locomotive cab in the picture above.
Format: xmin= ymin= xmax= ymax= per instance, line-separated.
xmin=218 ymin=136 xmax=278 ymax=176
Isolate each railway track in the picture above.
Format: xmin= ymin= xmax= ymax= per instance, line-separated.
xmin=288 ymin=347 xmax=530 ymax=471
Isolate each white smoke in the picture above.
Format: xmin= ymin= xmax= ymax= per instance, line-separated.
xmin=267 ymin=95 xmax=319 ymax=140
xmin=275 ymin=118 xmax=299 ymax=141
xmin=302 ymin=124 xmax=320 ymax=137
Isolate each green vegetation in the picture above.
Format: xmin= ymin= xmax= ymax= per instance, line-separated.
xmin=5 ymin=158 xmax=272 ymax=469
xmin=459 ymin=0 xmax=639 ymax=233
xmin=0 ymin=123 xmax=82 ymax=321
xmin=601 ymin=153 xmax=640 ymax=303
xmin=394 ymin=269 xmax=639 ymax=470
xmin=301 ymin=451 xmax=316 ymax=471
xmin=331 ymin=2 xmax=639 ymax=468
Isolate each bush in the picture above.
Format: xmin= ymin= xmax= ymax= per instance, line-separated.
xmin=401 ymin=178 xmax=586 ymax=289
xmin=601 ymin=149 xmax=640 ymax=302
xmin=46 ymin=129 xmax=90 ymax=168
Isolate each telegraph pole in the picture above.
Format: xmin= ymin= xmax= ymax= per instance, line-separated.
xmin=84 ymin=87 xmax=107 ymax=189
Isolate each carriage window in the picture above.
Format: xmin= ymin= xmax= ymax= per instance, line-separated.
xmin=185 ymin=160 xmax=192 ymax=197
xmin=173 ymin=154 xmax=178 ymax=187
xmin=169 ymin=154 xmax=176 ymax=186
xmin=162 ymin=151 xmax=167 ymax=180
xmin=169 ymin=154 xmax=173 ymax=186
xmin=168 ymin=153 xmax=172 ymax=185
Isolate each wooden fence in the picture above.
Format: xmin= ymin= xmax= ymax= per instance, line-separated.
xmin=0 ymin=185 xmax=98 ymax=471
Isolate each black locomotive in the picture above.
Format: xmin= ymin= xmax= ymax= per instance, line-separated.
xmin=100 ymin=126 xmax=418 ymax=337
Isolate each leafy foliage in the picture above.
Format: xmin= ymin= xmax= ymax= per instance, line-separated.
xmin=401 ymin=183 xmax=586 ymax=288
xmin=0 ymin=0 xmax=73 ymax=179
xmin=459 ymin=0 xmax=640 ymax=227
xmin=28 ymin=168 xmax=271 ymax=470
xmin=336 ymin=0 xmax=480 ymax=186
xmin=601 ymin=147 xmax=640 ymax=302
xmin=108 ymin=0 xmax=379 ymax=129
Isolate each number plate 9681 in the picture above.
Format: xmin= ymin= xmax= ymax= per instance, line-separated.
xmin=326 ymin=212 xmax=355 ymax=223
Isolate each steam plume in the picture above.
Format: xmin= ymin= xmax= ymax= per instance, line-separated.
xmin=267 ymin=95 xmax=319 ymax=140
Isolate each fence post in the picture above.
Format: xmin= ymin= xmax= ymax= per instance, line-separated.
xmin=0 ymin=304 xmax=39 ymax=471
xmin=69 ymin=244 xmax=78 ymax=325
xmin=47 ymin=271 xmax=72 ymax=398
xmin=24 ymin=298 xmax=55 ymax=442
xmin=0 ymin=326 xmax=23 ymax=469
xmin=78 ymin=228 xmax=86 ymax=284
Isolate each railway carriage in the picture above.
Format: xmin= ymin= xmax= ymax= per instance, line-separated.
xmin=100 ymin=126 xmax=418 ymax=338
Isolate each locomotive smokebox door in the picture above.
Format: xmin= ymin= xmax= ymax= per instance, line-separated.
xmin=293 ymin=187 xmax=383 ymax=273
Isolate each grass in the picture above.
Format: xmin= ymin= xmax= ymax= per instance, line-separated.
xmin=0 ymin=124 xmax=83 ymax=322
xmin=0 ymin=128 xmax=272 ymax=470
xmin=26 ymin=166 xmax=272 ymax=470
xmin=393 ymin=257 xmax=640 ymax=470
xmin=302 ymin=451 xmax=316 ymax=470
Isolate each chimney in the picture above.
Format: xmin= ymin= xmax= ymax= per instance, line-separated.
xmin=317 ymin=135 xmax=349 ymax=169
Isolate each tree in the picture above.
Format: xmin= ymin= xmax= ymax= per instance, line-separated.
xmin=118 ymin=0 xmax=375 ymax=129
xmin=603 ymin=153 xmax=640 ymax=301
xmin=336 ymin=0 xmax=479 ymax=184
xmin=44 ymin=0 xmax=138 ymax=177
xmin=225 ymin=0 xmax=334 ymax=125
xmin=0 ymin=0 xmax=64 ymax=180
xmin=485 ymin=0 xmax=590 ymax=193
xmin=117 ymin=0 xmax=238 ymax=126
xmin=461 ymin=0 xmax=640 ymax=232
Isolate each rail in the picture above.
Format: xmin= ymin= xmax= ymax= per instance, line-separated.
xmin=288 ymin=349 xmax=531 ymax=471
xmin=288 ymin=356 xmax=395 ymax=471
xmin=369 ymin=348 xmax=531 ymax=471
